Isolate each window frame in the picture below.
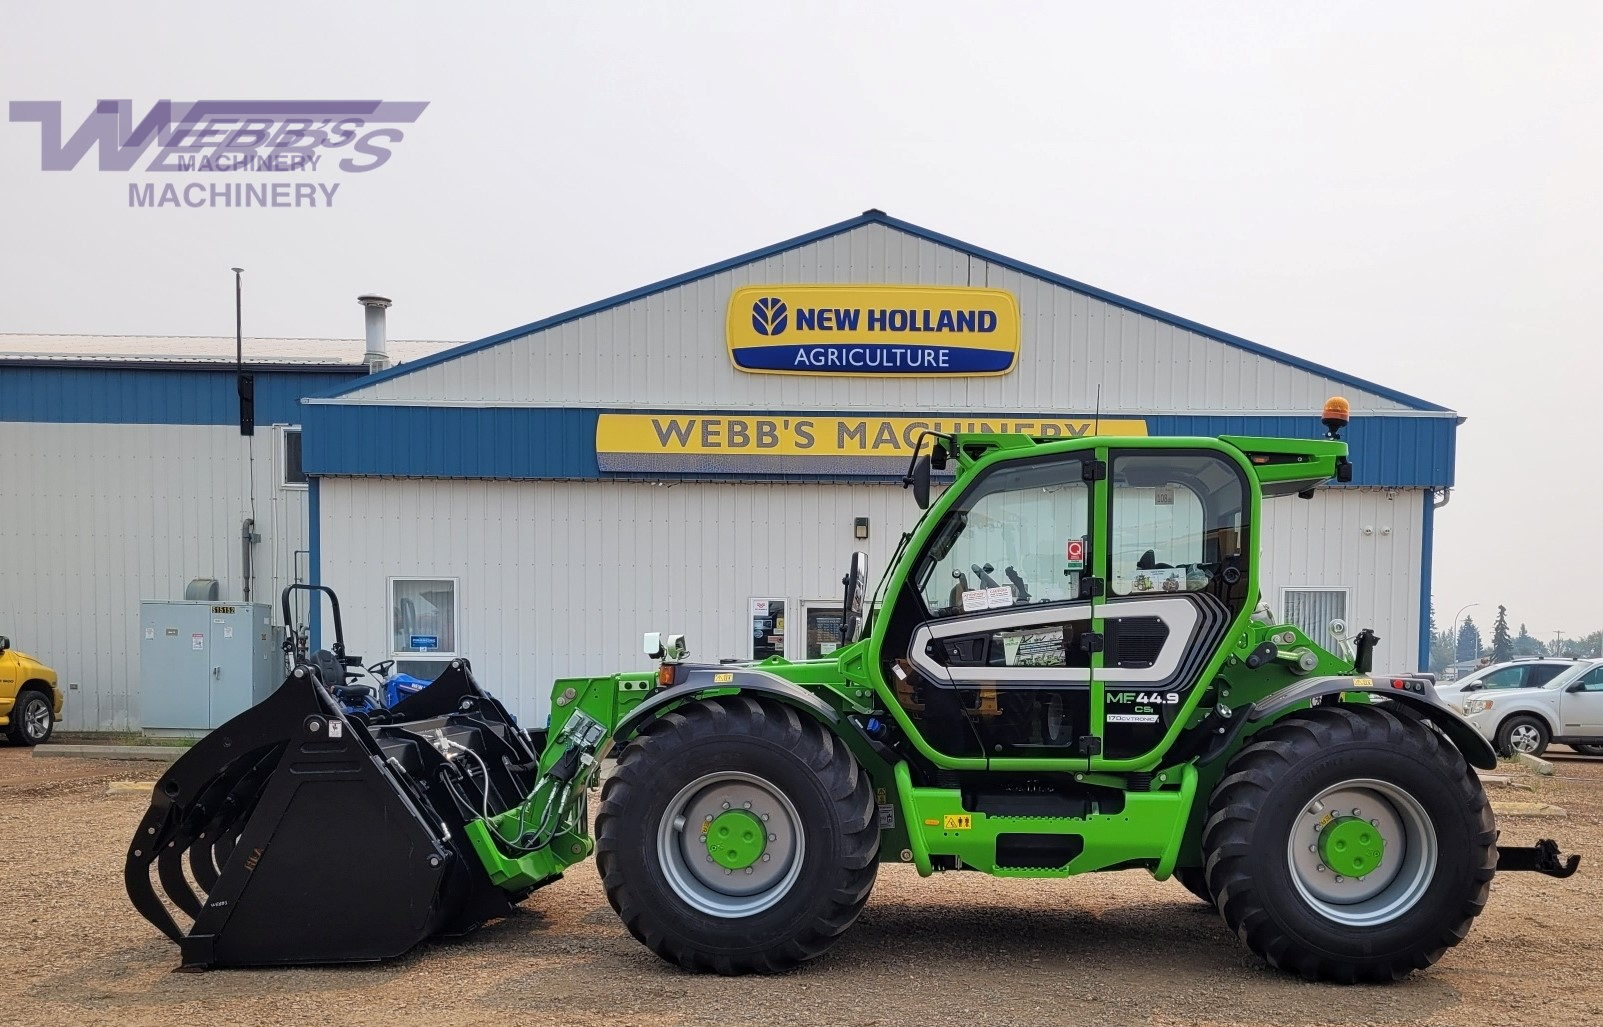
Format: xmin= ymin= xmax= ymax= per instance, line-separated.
xmin=388 ymin=576 xmax=461 ymax=662
xmin=281 ymin=426 xmax=308 ymax=489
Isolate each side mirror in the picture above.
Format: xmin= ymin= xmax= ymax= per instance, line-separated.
xmin=910 ymin=455 xmax=931 ymax=510
xmin=0 ymin=635 xmax=8 ymax=653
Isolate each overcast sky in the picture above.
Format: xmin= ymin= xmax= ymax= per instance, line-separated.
xmin=2 ymin=2 xmax=1598 ymax=645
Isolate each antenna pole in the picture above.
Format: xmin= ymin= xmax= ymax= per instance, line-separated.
xmin=233 ymin=267 xmax=254 ymax=436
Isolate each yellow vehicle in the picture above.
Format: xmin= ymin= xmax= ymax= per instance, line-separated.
xmin=0 ymin=636 xmax=62 ymax=745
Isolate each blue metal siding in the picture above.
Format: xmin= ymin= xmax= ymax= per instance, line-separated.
xmin=0 ymin=365 xmax=362 ymax=425
xmin=303 ymin=404 xmax=1453 ymax=488
xmin=300 ymin=404 xmax=603 ymax=479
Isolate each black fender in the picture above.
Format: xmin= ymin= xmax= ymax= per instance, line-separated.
xmin=1245 ymin=675 xmax=1498 ymax=771
xmin=614 ymin=664 xmax=845 ymax=742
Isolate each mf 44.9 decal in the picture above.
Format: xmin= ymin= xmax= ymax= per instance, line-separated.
xmin=1106 ymin=692 xmax=1180 ymax=705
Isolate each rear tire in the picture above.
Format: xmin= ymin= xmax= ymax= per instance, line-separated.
xmin=1172 ymin=866 xmax=1213 ymax=906
xmin=6 ymin=690 xmax=54 ymax=746
xmin=1201 ymin=704 xmax=1495 ymax=982
xmin=1571 ymin=743 xmax=1603 ymax=757
xmin=1496 ymin=715 xmax=1549 ymax=758
xmin=595 ymin=696 xmax=879 ymax=974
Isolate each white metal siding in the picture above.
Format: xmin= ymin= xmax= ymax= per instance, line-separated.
xmin=319 ymin=480 xmax=1422 ymax=726
xmin=1259 ymin=489 xmax=1423 ymax=672
xmin=0 ymin=422 xmax=309 ymax=730
xmin=334 ymin=224 xmax=1410 ymax=414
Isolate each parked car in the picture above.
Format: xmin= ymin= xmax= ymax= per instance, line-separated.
xmin=1458 ymin=657 xmax=1603 ymax=757
xmin=1433 ymin=657 xmax=1579 ymax=709
xmin=0 ymin=635 xmax=63 ymax=745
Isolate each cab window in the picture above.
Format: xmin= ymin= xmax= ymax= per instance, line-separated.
xmin=913 ymin=456 xmax=1088 ymax=616
xmin=1110 ymin=452 xmax=1251 ymax=612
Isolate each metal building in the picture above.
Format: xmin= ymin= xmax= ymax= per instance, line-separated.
xmin=0 ymin=333 xmax=452 ymax=730
xmin=303 ymin=211 xmax=1455 ymax=727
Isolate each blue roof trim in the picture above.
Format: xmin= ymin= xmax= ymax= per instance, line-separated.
xmin=0 ymin=365 xmax=363 ymax=425
xmin=310 ymin=212 xmax=886 ymax=399
xmin=871 ymin=214 xmax=1449 ymax=413
xmin=303 ymin=405 xmax=1453 ymax=488
xmin=316 ymin=210 xmax=1448 ymax=412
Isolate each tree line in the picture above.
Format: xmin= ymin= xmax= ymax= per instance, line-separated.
xmin=1429 ymin=603 xmax=1603 ymax=675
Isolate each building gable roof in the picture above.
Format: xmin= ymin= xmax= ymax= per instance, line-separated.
xmin=314 ymin=209 xmax=1447 ymax=412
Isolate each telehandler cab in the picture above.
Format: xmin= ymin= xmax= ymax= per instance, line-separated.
xmin=127 ymin=399 xmax=1577 ymax=982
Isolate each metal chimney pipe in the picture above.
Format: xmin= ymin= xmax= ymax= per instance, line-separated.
xmin=357 ymin=294 xmax=393 ymax=372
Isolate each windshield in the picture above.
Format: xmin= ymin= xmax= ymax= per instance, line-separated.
xmin=912 ymin=455 xmax=1088 ymax=615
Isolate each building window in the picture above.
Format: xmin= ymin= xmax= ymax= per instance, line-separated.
xmin=750 ymin=598 xmax=785 ymax=661
xmin=391 ymin=577 xmax=458 ymax=680
xmin=1282 ymin=587 xmax=1349 ymax=654
xmin=282 ymin=428 xmax=307 ymax=487
xmin=803 ymin=604 xmax=844 ymax=659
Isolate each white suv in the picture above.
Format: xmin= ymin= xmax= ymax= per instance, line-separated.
xmin=1458 ymin=658 xmax=1603 ymax=757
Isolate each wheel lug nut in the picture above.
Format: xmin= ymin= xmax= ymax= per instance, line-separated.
xmin=743 ymin=801 xmax=752 ymax=809
xmin=744 ymin=867 xmax=754 ymax=874
xmin=724 ymin=868 xmax=732 ymax=875
xmin=1316 ymin=864 xmax=1326 ymax=872
xmin=762 ymin=853 xmax=771 ymax=862
xmin=721 ymin=801 xmax=730 ymax=810
xmin=1308 ymin=845 xmax=1316 ymax=853
xmin=768 ymin=833 xmax=777 ymax=842
xmin=1370 ymin=819 xmax=1378 ymax=826
xmin=1351 ymin=808 xmax=1361 ymax=817
xmin=1334 ymin=875 xmax=1344 ymax=883
xmin=760 ymin=813 xmax=770 ymax=821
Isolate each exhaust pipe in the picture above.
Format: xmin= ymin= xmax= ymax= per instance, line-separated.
xmin=357 ymin=294 xmax=392 ymax=373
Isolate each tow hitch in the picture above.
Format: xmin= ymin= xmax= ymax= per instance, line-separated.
xmin=1497 ymin=838 xmax=1581 ymax=878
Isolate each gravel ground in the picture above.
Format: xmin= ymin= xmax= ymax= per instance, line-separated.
xmin=1 ymin=744 xmax=1598 ymax=1027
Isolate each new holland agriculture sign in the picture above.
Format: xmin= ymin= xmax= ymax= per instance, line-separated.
xmin=726 ymin=285 xmax=1020 ymax=376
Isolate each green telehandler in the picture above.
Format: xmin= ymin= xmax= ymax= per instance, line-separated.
xmin=126 ymin=399 xmax=1578 ymax=982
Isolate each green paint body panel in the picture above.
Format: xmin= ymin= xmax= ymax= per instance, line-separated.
xmin=454 ymin=427 xmax=1470 ymax=894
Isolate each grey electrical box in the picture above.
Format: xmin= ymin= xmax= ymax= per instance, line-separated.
xmin=139 ymin=601 xmax=280 ymax=731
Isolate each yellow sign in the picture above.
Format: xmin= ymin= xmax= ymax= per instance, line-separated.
xmin=727 ymin=285 xmax=1021 ymax=377
xmin=942 ymin=814 xmax=973 ymax=831
xmin=596 ymin=414 xmax=1146 ymax=468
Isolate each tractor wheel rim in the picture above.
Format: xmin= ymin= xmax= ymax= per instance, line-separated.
xmin=1285 ymin=777 xmax=1436 ymax=927
xmin=1509 ymin=725 xmax=1540 ymax=752
xmin=24 ymin=699 xmax=49 ymax=739
xmin=656 ymin=770 xmax=804 ymax=918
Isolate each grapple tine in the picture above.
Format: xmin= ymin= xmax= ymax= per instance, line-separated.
xmin=124 ymin=801 xmax=188 ymax=944
xmin=157 ymin=838 xmax=205 ymax=920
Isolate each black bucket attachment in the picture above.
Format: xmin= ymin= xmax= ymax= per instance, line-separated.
xmin=126 ymin=653 xmax=548 ymax=969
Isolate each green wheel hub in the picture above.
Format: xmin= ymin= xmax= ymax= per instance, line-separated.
xmin=705 ymin=809 xmax=767 ymax=870
xmin=1319 ymin=815 xmax=1385 ymax=878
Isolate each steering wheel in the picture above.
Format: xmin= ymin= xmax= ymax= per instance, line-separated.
xmin=839 ymin=551 xmax=869 ymax=646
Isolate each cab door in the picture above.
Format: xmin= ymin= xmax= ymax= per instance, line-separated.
xmin=892 ymin=451 xmax=1101 ymax=762
xmin=1095 ymin=449 xmax=1253 ymax=762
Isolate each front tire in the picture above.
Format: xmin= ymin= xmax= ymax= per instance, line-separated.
xmin=1201 ymin=705 xmax=1495 ymax=982
xmin=6 ymin=690 xmax=54 ymax=746
xmin=595 ymin=696 xmax=879 ymax=974
xmin=1496 ymin=715 xmax=1549 ymax=758
xmin=1172 ymin=866 xmax=1213 ymax=906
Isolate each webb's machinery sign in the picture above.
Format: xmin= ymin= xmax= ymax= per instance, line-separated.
xmin=594 ymin=413 xmax=1147 ymax=474
xmin=726 ymin=285 xmax=1020 ymax=376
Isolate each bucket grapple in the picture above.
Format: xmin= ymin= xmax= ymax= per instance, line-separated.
xmin=125 ymin=588 xmax=556 ymax=969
